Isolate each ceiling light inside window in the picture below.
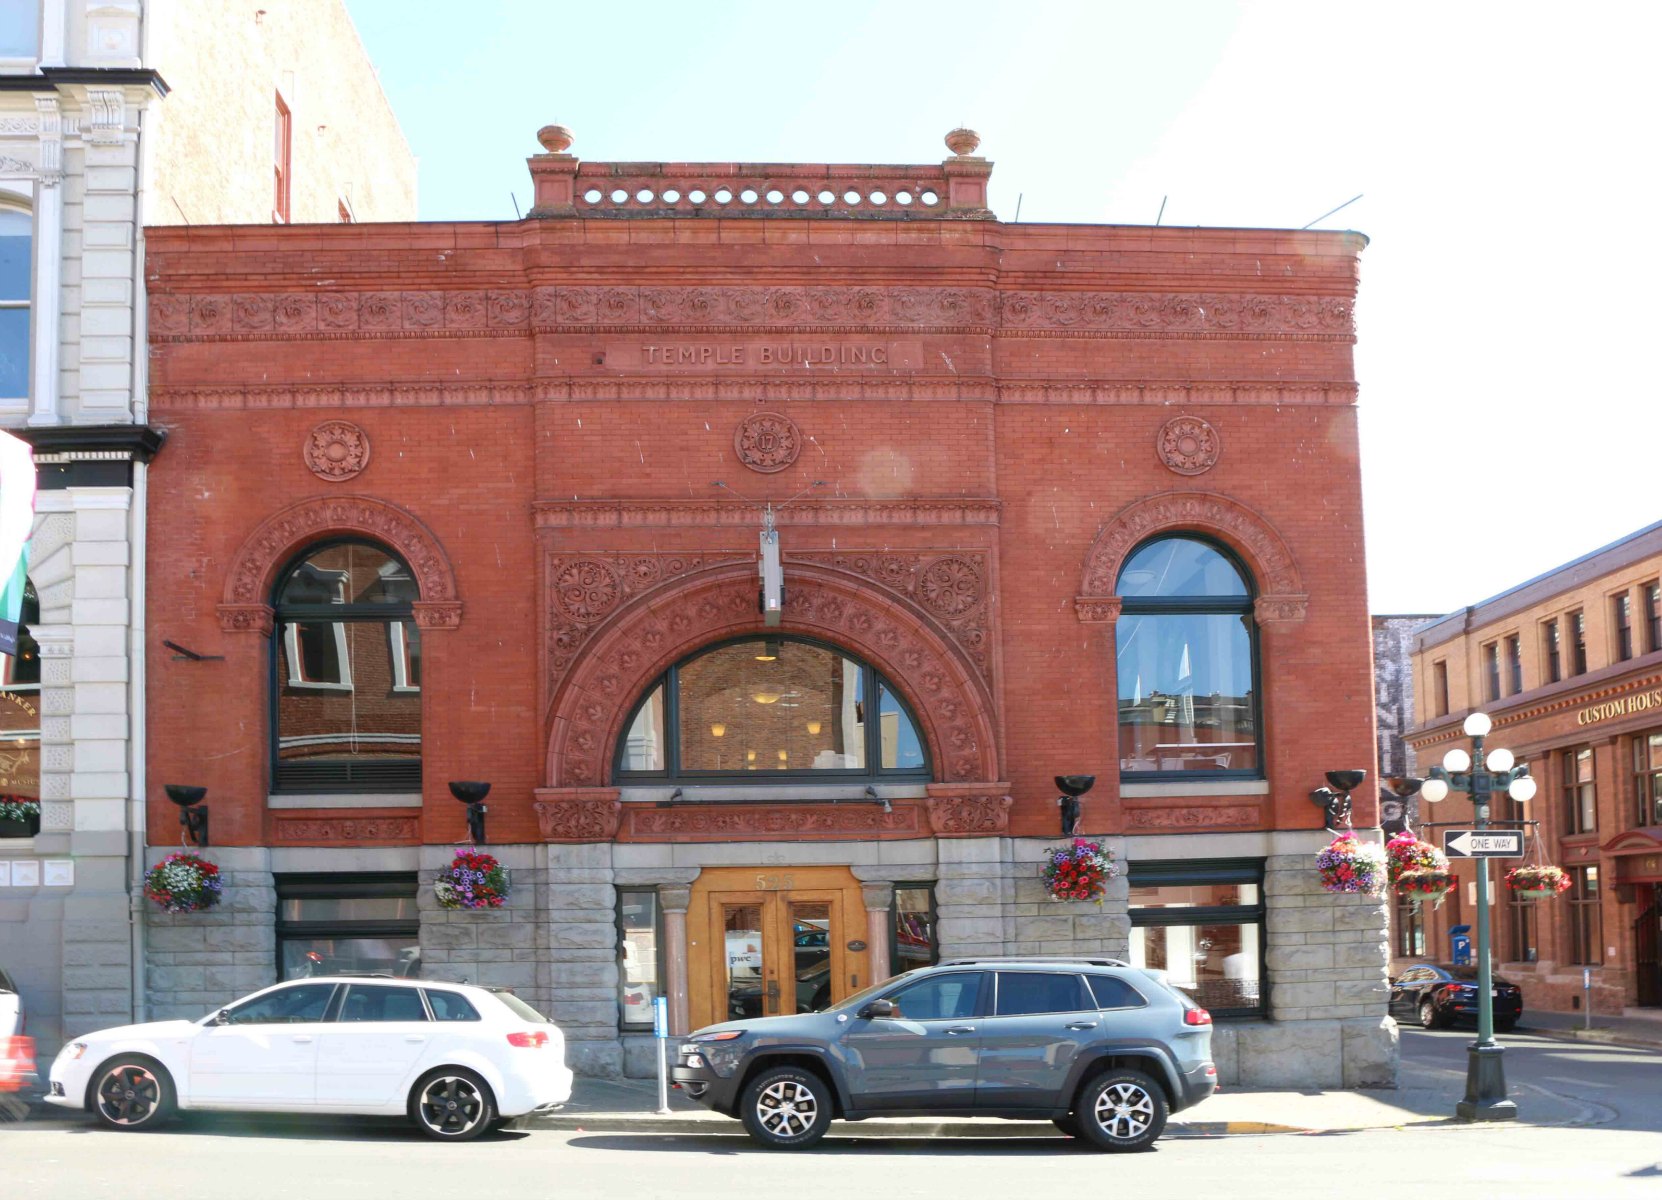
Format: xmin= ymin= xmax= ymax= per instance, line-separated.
xmin=751 ymin=691 xmax=781 ymax=705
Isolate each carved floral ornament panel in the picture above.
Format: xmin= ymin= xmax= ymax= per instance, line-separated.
xmin=734 ymin=411 xmax=801 ymax=473
xmin=544 ymin=550 xmax=992 ymax=693
xmin=547 ymin=567 xmax=999 ymax=787
xmin=148 ymin=286 xmax=1354 ymax=337
xmin=304 ymin=420 xmax=371 ymax=481
xmin=1156 ymin=416 xmax=1219 ymax=476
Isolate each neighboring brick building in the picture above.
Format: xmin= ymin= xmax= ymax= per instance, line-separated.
xmin=141 ymin=127 xmax=1394 ymax=1087
xmin=1373 ymin=614 xmax=1439 ymax=959
xmin=1405 ymin=522 xmax=1662 ymax=1014
xmin=0 ymin=0 xmax=412 ymax=1056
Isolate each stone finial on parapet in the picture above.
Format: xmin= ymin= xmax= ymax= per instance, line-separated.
xmin=528 ymin=123 xmax=579 ymax=216
xmin=944 ymin=127 xmax=981 ymax=156
xmin=942 ymin=127 xmax=992 ymax=216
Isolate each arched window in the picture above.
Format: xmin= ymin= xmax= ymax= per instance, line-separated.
xmin=1115 ymin=536 xmax=1259 ymax=779
xmin=615 ymin=636 xmax=929 ymax=782
xmin=272 ymin=541 xmax=421 ymax=791
xmin=0 ymin=201 xmax=31 ymax=403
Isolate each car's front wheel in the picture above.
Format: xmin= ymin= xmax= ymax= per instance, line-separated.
xmin=1075 ymin=1068 xmax=1168 ymax=1152
xmin=739 ymin=1065 xmax=833 ymax=1149
xmin=409 ymin=1068 xmax=495 ymax=1142
xmin=91 ymin=1057 xmax=173 ymax=1131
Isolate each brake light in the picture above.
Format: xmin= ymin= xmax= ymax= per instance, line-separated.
xmin=506 ymin=1031 xmax=549 ymax=1049
xmin=1184 ymin=1008 xmax=1212 ymax=1026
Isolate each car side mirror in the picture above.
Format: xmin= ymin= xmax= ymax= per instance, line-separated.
xmin=857 ymin=998 xmax=895 ymax=1020
xmin=214 ymin=1009 xmax=231 ymax=1025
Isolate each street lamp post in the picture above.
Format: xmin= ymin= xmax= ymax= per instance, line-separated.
xmin=1418 ymin=710 xmax=1537 ymax=1122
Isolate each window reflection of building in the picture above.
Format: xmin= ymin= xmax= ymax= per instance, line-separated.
xmin=1115 ymin=537 xmax=1259 ymax=777
xmin=0 ymin=578 xmax=40 ymax=804
xmin=1128 ymin=861 xmax=1265 ymax=1017
xmin=272 ymin=542 xmax=421 ymax=791
xmin=616 ymin=637 xmax=928 ymax=782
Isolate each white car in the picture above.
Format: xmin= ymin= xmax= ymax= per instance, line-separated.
xmin=45 ymin=976 xmax=573 ymax=1141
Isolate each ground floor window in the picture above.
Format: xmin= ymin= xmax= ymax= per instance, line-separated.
xmin=1505 ymin=889 xmax=1537 ymax=963
xmin=276 ymin=873 xmax=419 ymax=980
xmin=1567 ymin=866 xmax=1601 ymax=965
xmin=892 ymin=883 xmax=938 ymax=976
xmin=1127 ymin=858 xmax=1265 ymax=1018
xmin=1394 ymin=891 xmax=1426 ymax=958
xmin=617 ymin=889 xmax=663 ymax=1029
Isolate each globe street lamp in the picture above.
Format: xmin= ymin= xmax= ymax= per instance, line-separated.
xmin=1419 ymin=711 xmax=1536 ymax=1121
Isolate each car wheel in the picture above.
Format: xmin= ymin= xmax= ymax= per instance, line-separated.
xmin=739 ymin=1065 xmax=833 ymax=1150
xmin=91 ymin=1057 xmax=174 ymax=1131
xmin=1076 ymin=1069 xmax=1168 ymax=1153
xmin=1052 ymin=1113 xmax=1082 ymax=1138
xmin=409 ymin=1069 xmax=495 ymax=1142
xmin=1419 ymin=998 xmax=1444 ymax=1030
xmin=1495 ymin=1019 xmax=1516 ymax=1033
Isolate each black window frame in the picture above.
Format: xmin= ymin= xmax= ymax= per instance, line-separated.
xmin=1115 ymin=535 xmax=1263 ymax=784
xmin=1543 ymin=619 xmax=1562 ymax=684
xmin=1505 ymin=634 xmax=1523 ymax=695
xmin=1505 ymin=887 xmax=1537 ymax=963
xmin=270 ymin=538 xmax=423 ymax=794
xmin=1634 ymin=730 xmax=1662 ymax=828
xmin=274 ymin=872 xmax=420 ymax=981
xmin=1127 ymin=857 xmax=1266 ymax=1019
xmin=612 ymin=634 xmax=931 ymax=784
xmin=890 ymin=882 xmax=939 ymax=977
xmin=1567 ymin=866 xmax=1601 ymax=966
xmin=1393 ymin=890 xmax=1426 ymax=958
xmin=1645 ymin=582 xmax=1662 ymax=655
xmin=1432 ymin=659 xmax=1449 ymax=717
xmin=616 ymin=887 xmax=666 ymax=1030
xmin=1613 ymin=592 xmax=1634 ymax=663
xmin=1482 ymin=641 xmax=1501 ymax=703
xmin=1569 ymin=609 xmax=1588 ymax=676
xmin=1561 ymin=746 xmax=1597 ymax=835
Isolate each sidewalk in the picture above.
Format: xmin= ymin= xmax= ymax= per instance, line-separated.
xmin=534 ymin=1057 xmax=1606 ymax=1138
xmin=1518 ymin=1007 xmax=1662 ymax=1051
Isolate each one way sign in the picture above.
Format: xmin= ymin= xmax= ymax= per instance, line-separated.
xmin=1443 ymin=830 xmax=1524 ymax=859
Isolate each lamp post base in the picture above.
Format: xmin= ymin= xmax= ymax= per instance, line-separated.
xmin=1455 ymin=1041 xmax=1516 ymax=1121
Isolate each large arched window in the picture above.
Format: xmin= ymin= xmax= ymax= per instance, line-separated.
xmin=615 ymin=636 xmax=929 ymax=782
xmin=272 ymin=540 xmax=421 ymax=791
xmin=1115 ymin=536 xmax=1259 ymax=779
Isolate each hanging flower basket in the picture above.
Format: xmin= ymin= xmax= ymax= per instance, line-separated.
xmin=1385 ymin=832 xmax=1447 ymax=891
xmin=1042 ymin=837 xmax=1119 ymax=904
xmin=1315 ymin=832 xmax=1388 ymax=896
xmin=0 ymin=796 xmax=40 ymax=839
xmin=434 ymin=848 xmax=510 ymax=910
xmin=1504 ymin=864 xmax=1570 ymax=900
xmin=143 ymin=851 xmax=224 ymax=914
xmin=1396 ymin=866 xmax=1456 ymax=910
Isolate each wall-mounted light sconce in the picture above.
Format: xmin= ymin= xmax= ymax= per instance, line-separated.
xmin=1381 ymin=775 xmax=1426 ymax=837
xmin=164 ymin=784 xmax=209 ymax=848
xmin=1055 ymin=774 xmax=1096 ymax=836
xmin=449 ymin=781 xmax=491 ymax=844
xmin=865 ymin=785 xmax=892 ymax=814
xmin=751 ymin=690 xmax=781 ymax=705
xmin=1310 ymin=769 xmax=1367 ymax=832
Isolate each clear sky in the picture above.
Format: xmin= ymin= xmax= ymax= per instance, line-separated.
xmin=346 ymin=0 xmax=1660 ymax=616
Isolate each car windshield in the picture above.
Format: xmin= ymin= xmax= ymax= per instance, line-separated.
xmin=831 ymin=968 xmax=928 ymax=1012
xmin=491 ymin=989 xmax=552 ymax=1023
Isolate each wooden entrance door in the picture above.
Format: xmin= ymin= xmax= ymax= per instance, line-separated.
xmin=688 ymin=866 xmax=870 ymax=1030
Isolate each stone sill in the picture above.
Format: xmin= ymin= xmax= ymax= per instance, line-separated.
xmin=618 ymin=783 xmax=929 ymax=804
xmin=1119 ymin=780 xmax=1270 ymax=798
xmin=267 ymin=793 xmax=423 ymax=809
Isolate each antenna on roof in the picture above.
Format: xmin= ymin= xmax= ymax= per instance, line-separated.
xmin=1155 ymin=196 xmax=1167 ymax=226
xmin=1013 ymin=193 xmax=1023 ymax=222
xmin=1302 ymin=193 xmax=1362 ymax=230
xmin=511 ymin=193 xmax=522 ymax=219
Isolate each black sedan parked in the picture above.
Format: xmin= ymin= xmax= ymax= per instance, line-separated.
xmin=1389 ymin=964 xmax=1523 ymax=1031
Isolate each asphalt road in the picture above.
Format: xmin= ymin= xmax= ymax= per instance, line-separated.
xmin=3 ymin=1030 xmax=1657 ymax=1200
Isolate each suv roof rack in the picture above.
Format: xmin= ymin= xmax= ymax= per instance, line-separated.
xmin=935 ymin=956 xmax=1131 ymax=968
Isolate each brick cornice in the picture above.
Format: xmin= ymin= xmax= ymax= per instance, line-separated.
xmin=1406 ymin=663 xmax=1662 ymax=747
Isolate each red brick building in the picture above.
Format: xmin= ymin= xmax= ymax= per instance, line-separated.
xmin=140 ymin=129 xmax=1391 ymax=1085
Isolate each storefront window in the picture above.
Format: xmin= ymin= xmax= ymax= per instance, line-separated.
xmin=617 ymin=890 xmax=662 ymax=1029
xmin=1506 ymin=889 xmax=1537 ymax=963
xmin=276 ymin=874 xmax=419 ymax=979
xmin=0 ymin=578 xmax=39 ymax=820
xmin=1567 ymin=866 xmax=1601 ymax=965
xmin=615 ymin=637 xmax=929 ymax=782
xmin=1394 ymin=891 xmax=1425 ymax=958
xmin=272 ymin=541 xmax=421 ymax=791
xmin=891 ymin=884 xmax=938 ymax=975
xmin=1128 ymin=859 xmax=1264 ymax=1017
xmin=1634 ymin=732 xmax=1662 ymax=827
xmin=1115 ymin=538 xmax=1259 ymax=779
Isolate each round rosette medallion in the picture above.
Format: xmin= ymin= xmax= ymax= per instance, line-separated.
xmin=734 ymin=411 xmax=802 ymax=474
xmin=1156 ymin=415 xmax=1220 ymax=476
xmin=305 ymin=420 xmax=371 ymax=481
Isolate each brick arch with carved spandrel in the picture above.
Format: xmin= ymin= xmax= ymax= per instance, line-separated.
xmin=545 ymin=562 xmax=1000 ymax=787
xmin=1075 ymin=490 xmax=1307 ymax=622
xmin=216 ymin=494 xmax=462 ymax=633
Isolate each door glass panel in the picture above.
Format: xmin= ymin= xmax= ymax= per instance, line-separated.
xmin=338 ymin=984 xmax=428 ymax=1022
xmin=883 ymin=972 xmax=981 ymax=1020
xmin=723 ymin=904 xmax=765 ymax=1020
xmin=790 ymin=901 xmax=833 ymax=1013
xmin=993 ymin=971 xmax=1091 ymax=1016
xmin=225 ymin=983 xmax=335 ymax=1025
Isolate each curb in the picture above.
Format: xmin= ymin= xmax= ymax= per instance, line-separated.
xmin=1524 ymin=1026 xmax=1662 ymax=1053
xmin=531 ymin=1113 xmax=1315 ymax=1138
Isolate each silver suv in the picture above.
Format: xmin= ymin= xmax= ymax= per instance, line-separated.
xmin=672 ymin=956 xmax=1216 ymax=1151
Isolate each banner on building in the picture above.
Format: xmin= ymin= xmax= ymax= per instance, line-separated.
xmin=0 ymin=431 xmax=36 ymax=657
